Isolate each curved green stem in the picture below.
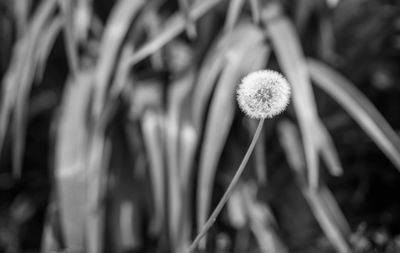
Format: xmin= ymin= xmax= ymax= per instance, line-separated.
xmin=187 ymin=119 xmax=265 ymax=253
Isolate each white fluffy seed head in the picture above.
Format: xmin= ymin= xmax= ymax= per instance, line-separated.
xmin=236 ymin=70 xmax=291 ymax=119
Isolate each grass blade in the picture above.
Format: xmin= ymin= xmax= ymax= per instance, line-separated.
xmin=55 ymin=72 xmax=93 ymax=251
xmin=0 ymin=0 xmax=57 ymax=177
xmin=109 ymin=44 xmax=135 ymax=98
xmin=226 ymin=184 xmax=247 ymax=229
xmin=242 ymin=184 xmax=288 ymax=253
xmin=192 ymin=23 xmax=263 ymax=131
xmin=15 ymin=0 xmax=57 ymax=176
xmin=223 ymin=0 xmax=246 ymax=33
xmin=317 ymin=120 xmax=343 ymax=176
xmin=249 ymin=0 xmax=261 ymax=24
xmin=125 ymin=0 xmax=223 ymax=67
xmin=266 ymin=12 xmax=321 ymax=188
xmin=196 ymin=52 xmax=243 ymax=249
xmin=191 ymin=30 xmax=230 ymax=130
xmin=177 ymin=118 xmax=198 ymax=252
xmin=75 ymin=0 xmax=92 ymax=42
xmin=196 ymin=27 xmax=267 ymax=248
xmin=57 ymin=0 xmax=79 ymax=78
xmin=165 ymin=77 xmax=192 ymax=250
xmin=317 ymin=185 xmax=351 ymax=236
xmin=85 ymin=129 xmax=110 ymax=253
xmin=306 ymin=189 xmax=351 ymax=253
xmin=92 ymin=0 xmax=145 ymax=118
xmin=277 ymin=120 xmax=305 ymax=172
xmin=35 ymin=16 xmax=63 ymax=82
xmin=308 ymin=59 xmax=400 ymax=171
xmin=278 ymin=120 xmax=351 ymax=253
xmin=13 ymin=0 xmax=31 ymax=36
xmin=41 ymin=200 xmax=63 ymax=253
xmin=178 ymin=0 xmax=197 ymax=38
xmin=141 ymin=8 xmax=164 ymax=70
xmin=108 ymin=123 xmax=145 ymax=252
xmin=141 ymin=110 xmax=165 ymax=237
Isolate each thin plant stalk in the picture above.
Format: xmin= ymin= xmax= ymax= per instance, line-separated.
xmin=188 ymin=118 xmax=265 ymax=252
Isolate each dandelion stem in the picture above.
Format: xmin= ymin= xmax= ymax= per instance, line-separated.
xmin=187 ymin=119 xmax=265 ymax=253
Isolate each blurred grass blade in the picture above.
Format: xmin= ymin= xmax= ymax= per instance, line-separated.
xmin=177 ymin=122 xmax=197 ymax=252
xmin=196 ymin=26 xmax=267 ymax=248
xmin=41 ymin=201 xmax=63 ymax=253
xmin=0 ymin=0 xmax=57 ymax=177
xmin=92 ymin=0 xmax=145 ymax=118
xmin=318 ymin=185 xmax=351 ymax=236
xmin=125 ymin=0 xmax=223 ymax=67
xmin=118 ymin=200 xmax=141 ymax=250
xmin=58 ymin=0 xmax=79 ymax=78
xmin=35 ymin=17 xmax=63 ymax=82
xmin=75 ymin=0 xmax=92 ymax=42
xmin=224 ymin=0 xmax=246 ymax=33
xmin=191 ymin=23 xmax=262 ymax=131
xmin=166 ymin=66 xmax=196 ymax=251
xmin=57 ymin=71 xmax=111 ymax=253
xmin=226 ymin=185 xmax=247 ymax=229
xmin=110 ymin=44 xmax=134 ymax=98
xmin=265 ymin=10 xmax=321 ymax=188
xmin=14 ymin=0 xmax=57 ymax=176
xmin=278 ymin=120 xmax=306 ymax=172
xmin=14 ymin=0 xmax=31 ymax=36
xmin=142 ymin=9 xmax=164 ymax=70
xmin=191 ymin=31 xmax=230 ymax=130
xmin=108 ymin=125 xmax=145 ymax=252
xmin=85 ymin=129 xmax=110 ymax=253
xmin=317 ymin=120 xmax=343 ymax=176
xmin=196 ymin=52 xmax=243 ymax=248
xmin=165 ymin=103 xmax=183 ymax=250
xmin=0 ymin=44 xmax=20 ymax=157
xmin=243 ymin=185 xmax=288 ymax=253
xmin=250 ymin=211 xmax=287 ymax=253
xmin=278 ymin=120 xmax=351 ymax=253
xmin=178 ymin=0 xmax=197 ymax=38
xmin=179 ymin=122 xmax=197 ymax=197
xmin=141 ymin=111 xmax=165 ymax=237
xmin=307 ymin=190 xmax=350 ymax=253
xmin=249 ymin=0 xmax=261 ymax=24
xmin=293 ymin=0 xmax=314 ymax=32
xmin=171 ymin=71 xmax=198 ymax=252
xmin=55 ymin=72 xmax=93 ymax=251
xmin=250 ymin=0 xmax=261 ymax=24
xmin=308 ymin=59 xmax=400 ymax=171
xmin=228 ymin=183 xmax=287 ymax=253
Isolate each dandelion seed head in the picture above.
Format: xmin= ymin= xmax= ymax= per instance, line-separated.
xmin=237 ymin=70 xmax=291 ymax=119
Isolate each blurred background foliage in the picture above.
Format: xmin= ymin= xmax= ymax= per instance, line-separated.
xmin=0 ymin=0 xmax=400 ymax=252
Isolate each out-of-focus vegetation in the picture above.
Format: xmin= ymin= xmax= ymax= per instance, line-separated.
xmin=0 ymin=0 xmax=400 ymax=252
